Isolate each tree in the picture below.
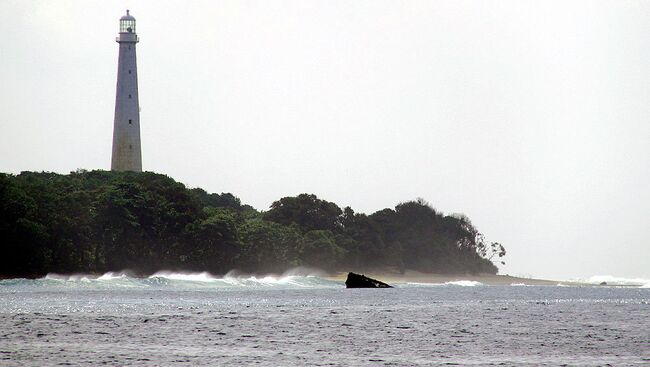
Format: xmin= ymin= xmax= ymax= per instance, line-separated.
xmin=301 ymin=230 xmax=346 ymax=270
xmin=0 ymin=171 xmax=506 ymax=277
xmin=264 ymin=194 xmax=343 ymax=233
xmin=182 ymin=207 xmax=242 ymax=273
xmin=93 ymin=182 xmax=150 ymax=271
xmin=238 ymin=220 xmax=302 ymax=273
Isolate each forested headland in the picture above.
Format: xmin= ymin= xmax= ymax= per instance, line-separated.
xmin=0 ymin=170 xmax=505 ymax=278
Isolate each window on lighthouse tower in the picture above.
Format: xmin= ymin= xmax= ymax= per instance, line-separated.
xmin=120 ymin=21 xmax=135 ymax=32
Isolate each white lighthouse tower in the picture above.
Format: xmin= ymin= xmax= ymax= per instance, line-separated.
xmin=111 ymin=10 xmax=142 ymax=172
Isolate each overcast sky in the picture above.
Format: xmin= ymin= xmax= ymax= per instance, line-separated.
xmin=1 ymin=1 xmax=648 ymax=280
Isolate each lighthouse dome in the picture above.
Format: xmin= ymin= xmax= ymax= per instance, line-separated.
xmin=120 ymin=10 xmax=135 ymax=21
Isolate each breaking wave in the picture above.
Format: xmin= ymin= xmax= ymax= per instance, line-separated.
xmin=1 ymin=269 xmax=342 ymax=291
xmin=8 ymin=272 xmax=647 ymax=290
xmin=445 ymin=280 xmax=483 ymax=287
xmin=579 ymin=275 xmax=650 ymax=287
xmin=2 ymin=271 xmax=493 ymax=290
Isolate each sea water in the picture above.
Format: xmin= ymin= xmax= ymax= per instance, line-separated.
xmin=0 ymin=273 xmax=648 ymax=366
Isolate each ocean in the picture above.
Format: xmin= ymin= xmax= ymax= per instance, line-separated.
xmin=1 ymin=272 xmax=648 ymax=366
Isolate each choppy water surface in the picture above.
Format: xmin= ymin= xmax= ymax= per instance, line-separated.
xmin=1 ymin=273 xmax=648 ymax=366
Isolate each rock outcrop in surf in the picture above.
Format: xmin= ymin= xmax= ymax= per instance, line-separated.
xmin=345 ymin=272 xmax=392 ymax=288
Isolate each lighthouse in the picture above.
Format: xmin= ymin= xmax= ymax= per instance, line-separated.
xmin=111 ymin=10 xmax=142 ymax=172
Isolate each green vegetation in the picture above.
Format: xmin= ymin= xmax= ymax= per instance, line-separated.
xmin=0 ymin=170 xmax=505 ymax=278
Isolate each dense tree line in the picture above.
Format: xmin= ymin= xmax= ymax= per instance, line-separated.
xmin=0 ymin=170 xmax=505 ymax=278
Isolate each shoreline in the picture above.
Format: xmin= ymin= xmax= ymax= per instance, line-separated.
xmin=2 ymin=269 xmax=641 ymax=287
xmin=326 ymin=270 xmax=587 ymax=286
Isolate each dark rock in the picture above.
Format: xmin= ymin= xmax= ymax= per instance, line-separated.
xmin=345 ymin=272 xmax=392 ymax=288
xmin=600 ymin=281 xmax=607 ymax=286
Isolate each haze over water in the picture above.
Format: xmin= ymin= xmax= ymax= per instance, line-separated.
xmin=1 ymin=272 xmax=649 ymax=366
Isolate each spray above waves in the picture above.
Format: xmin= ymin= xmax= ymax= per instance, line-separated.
xmin=7 ymin=271 xmax=485 ymax=289
xmin=1 ymin=268 xmax=342 ymax=290
xmin=147 ymin=269 xmax=335 ymax=288
xmin=149 ymin=271 xmax=219 ymax=282
xmin=6 ymin=272 xmax=649 ymax=290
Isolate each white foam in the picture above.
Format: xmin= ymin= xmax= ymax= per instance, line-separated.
xmin=149 ymin=271 xmax=217 ymax=282
xmin=36 ymin=270 xmax=341 ymax=289
xmin=257 ymin=275 xmax=292 ymax=285
xmin=230 ymin=275 xmax=306 ymax=287
xmin=44 ymin=273 xmax=93 ymax=281
xmin=580 ymin=275 xmax=650 ymax=287
xmin=97 ymin=272 xmax=128 ymax=280
xmin=445 ymin=280 xmax=483 ymax=287
xmin=147 ymin=270 xmax=334 ymax=288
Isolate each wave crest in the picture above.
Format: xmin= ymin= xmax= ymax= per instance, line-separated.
xmin=445 ymin=280 xmax=483 ymax=287
xmin=149 ymin=271 xmax=216 ymax=282
xmin=14 ymin=269 xmax=342 ymax=290
xmin=581 ymin=275 xmax=650 ymax=287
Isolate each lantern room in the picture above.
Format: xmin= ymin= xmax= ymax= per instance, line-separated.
xmin=119 ymin=10 xmax=136 ymax=33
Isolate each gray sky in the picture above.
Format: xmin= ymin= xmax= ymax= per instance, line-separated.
xmin=1 ymin=1 xmax=649 ymax=280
